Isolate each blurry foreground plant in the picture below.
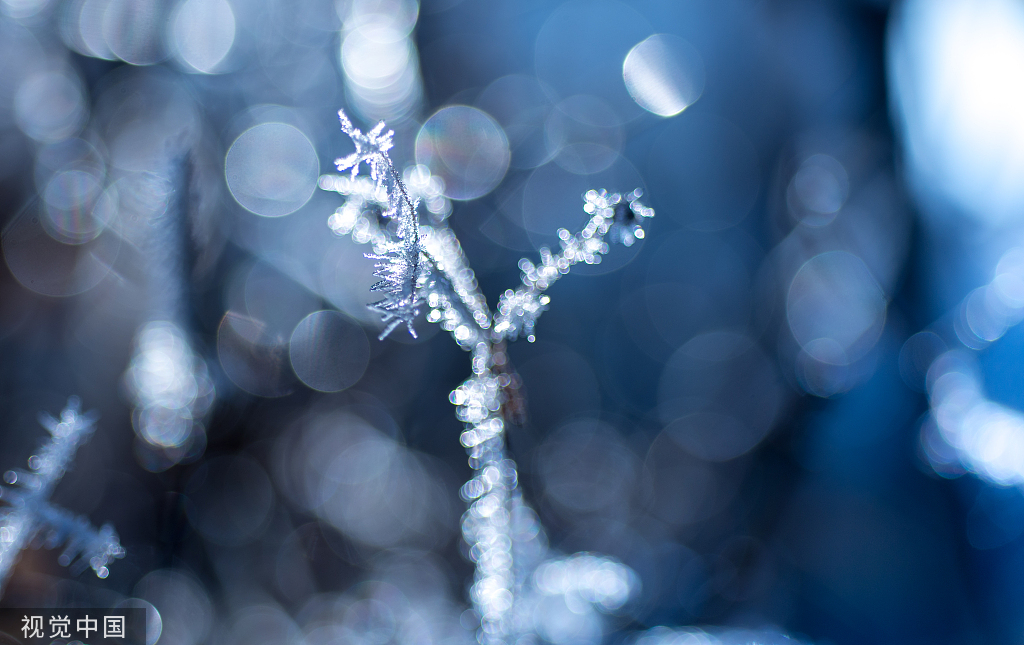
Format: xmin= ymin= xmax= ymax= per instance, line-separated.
xmin=321 ymin=110 xmax=651 ymax=644
xmin=0 ymin=397 xmax=125 ymax=593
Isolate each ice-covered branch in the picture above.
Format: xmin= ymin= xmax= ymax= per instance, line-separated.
xmin=421 ymin=226 xmax=493 ymax=347
xmin=320 ymin=111 xmax=650 ymax=645
xmin=493 ymin=189 xmax=653 ymax=342
xmin=451 ymin=344 xmax=639 ymax=644
xmin=321 ymin=112 xmax=654 ymax=346
xmin=0 ymin=397 xmax=125 ymax=592
xmin=124 ymin=154 xmax=214 ymax=465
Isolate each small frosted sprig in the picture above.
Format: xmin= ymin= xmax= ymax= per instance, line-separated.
xmin=493 ymin=189 xmax=653 ymax=342
xmin=422 ymin=226 xmax=493 ymax=347
xmin=0 ymin=397 xmax=125 ymax=591
xmin=322 ymin=112 xmax=654 ymax=347
xmin=320 ymin=167 xmax=450 ymax=242
xmin=585 ymin=188 xmax=653 ymax=247
xmin=452 ymin=374 xmax=506 ymax=454
xmin=331 ymin=111 xmax=429 ymax=339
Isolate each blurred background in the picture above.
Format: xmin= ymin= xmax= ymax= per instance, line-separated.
xmin=1 ymin=0 xmax=1023 ymax=642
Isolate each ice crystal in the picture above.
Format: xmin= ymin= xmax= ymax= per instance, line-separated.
xmin=367 ymin=229 xmax=428 ymax=340
xmin=320 ymin=111 xmax=652 ymax=644
xmin=330 ymin=111 xmax=431 ymax=339
xmin=334 ymin=111 xmax=395 ymax=186
xmin=0 ymin=397 xmax=125 ymax=592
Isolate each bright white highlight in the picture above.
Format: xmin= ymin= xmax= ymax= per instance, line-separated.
xmin=623 ymin=34 xmax=704 ymax=117
xmin=126 ymin=321 xmax=214 ymax=449
xmin=342 ymin=23 xmax=412 ymax=91
xmin=918 ymin=246 xmax=1024 ymax=484
xmin=890 ymin=0 xmax=1024 ymax=224
xmin=533 ymin=554 xmax=636 ymax=611
xmin=928 ymin=353 xmax=1024 ymax=486
xmin=338 ymin=0 xmax=422 ymax=120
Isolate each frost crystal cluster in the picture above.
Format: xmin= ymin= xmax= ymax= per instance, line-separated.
xmin=0 ymin=397 xmax=125 ymax=591
xmin=321 ymin=110 xmax=652 ymax=644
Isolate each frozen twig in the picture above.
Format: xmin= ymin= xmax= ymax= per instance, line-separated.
xmin=321 ymin=111 xmax=654 ymax=346
xmin=124 ymin=155 xmax=214 ymax=464
xmin=493 ymin=188 xmax=653 ymax=342
xmin=0 ymin=397 xmax=125 ymax=593
xmin=321 ymin=110 xmax=649 ymax=644
xmin=334 ymin=112 xmax=428 ymax=339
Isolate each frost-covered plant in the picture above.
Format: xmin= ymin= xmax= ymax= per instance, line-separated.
xmin=123 ymin=158 xmax=215 ymax=468
xmin=919 ymin=247 xmax=1024 ymax=486
xmin=321 ymin=110 xmax=652 ymax=644
xmin=0 ymin=397 xmax=125 ymax=593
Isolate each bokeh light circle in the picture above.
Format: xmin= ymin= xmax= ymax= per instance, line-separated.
xmin=227 ymin=259 xmax=321 ymax=348
xmin=225 ymin=122 xmax=319 ymax=217
xmin=415 ymin=105 xmax=510 ymax=201
xmin=544 ymin=94 xmax=623 ymax=175
xmin=77 ymin=0 xmax=116 ymax=59
xmin=3 ymin=200 xmax=119 ymax=297
xmin=114 ymin=599 xmax=162 ymax=645
xmin=135 ymin=569 xmax=212 ymax=645
xmin=787 ymin=154 xmax=849 ymax=226
xmin=102 ymin=0 xmax=167 ymax=65
xmin=341 ymin=23 xmax=413 ymax=91
xmin=171 ymin=0 xmax=236 ymax=74
xmin=41 ymin=168 xmax=112 ymax=244
xmin=658 ymin=331 xmax=784 ymax=462
xmin=289 ymin=310 xmax=370 ymax=392
xmin=787 ymin=251 xmax=887 ymax=364
xmin=623 ymin=34 xmax=705 ymax=117
xmin=538 ymin=419 xmax=638 ymax=517
xmin=534 ymin=0 xmax=652 ymax=120
xmin=476 ymin=74 xmax=556 ymax=170
xmin=14 ymin=70 xmax=87 ymax=143
xmin=281 ymin=412 xmax=452 ymax=549
xmin=217 ymin=311 xmax=296 ymax=397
